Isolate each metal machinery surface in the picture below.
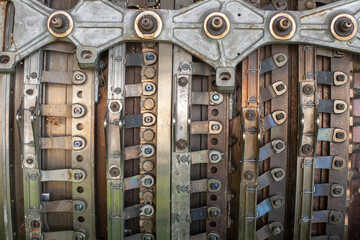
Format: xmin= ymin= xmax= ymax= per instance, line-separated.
xmin=0 ymin=0 xmax=360 ymax=239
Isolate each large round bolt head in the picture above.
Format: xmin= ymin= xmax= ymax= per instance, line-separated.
xmin=110 ymin=102 xmax=120 ymax=112
xmin=74 ymin=204 xmax=84 ymax=212
xmin=244 ymin=170 xmax=254 ymax=180
xmin=246 ymin=110 xmax=256 ymax=120
xmin=303 ymin=84 xmax=314 ymax=95
xmin=270 ymin=13 xmax=296 ymax=40
xmin=331 ymin=14 xmax=357 ymax=41
xmin=302 ymin=144 xmax=313 ymax=155
xmin=204 ymin=12 xmax=230 ymax=39
xmin=48 ymin=11 xmax=73 ymax=37
xmin=109 ymin=166 xmax=121 ymax=177
xmin=176 ymin=139 xmax=188 ymax=150
xmin=74 ymin=141 xmax=82 ymax=148
xmin=144 ymin=237 xmax=152 ymax=240
xmin=74 ymin=173 xmax=83 ymax=180
xmin=30 ymin=220 xmax=40 ymax=230
xmin=178 ymin=76 xmax=188 ymax=87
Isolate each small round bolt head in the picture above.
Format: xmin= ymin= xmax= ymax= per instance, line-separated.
xmin=74 ymin=204 xmax=84 ymax=212
xmin=210 ymin=210 xmax=219 ymax=218
xmin=212 ymin=93 xmax=220 ymax=101
xmin=178 ymin=76 xmax=188 ymax=87
xmin=336 ymin=74 xmax=345 ymax=81
xmin=274 ymin=171 xmax=283 ymax=178
xmin=275 ymin=142 xmax=284 ymax=150
xmin=334 ymin=160 xmax=343 ymax=167
xmin=144 ymin=207 xmax=153 ymax=215
xmin=180 ymin=156 xmax=188 ymax=163
xmin=146 ymin=53 xmax=155 ymax=61
xmin=177 ymin=139 xmax=188 ymax=150
xmin=332 ymin=214 xmax=341 ymax=223
xmin=211 ymin=154 xmax=219 ymax=161
xmin=276 ymin=84 xmax=285 ymax=91
xmin=303 ymin=84 xmax=314 ymax=95
xmin=246 ymin=110 xmax=256 ymax=120
xmin=210 ymin=182 xmax=219 ymax=190
xmin=211 ymin=124 xmax=220 ymax=131
xmin=209 ymin=237 xmax=218 ymax=240
xmin=272 ymin=225 xmax=281 ymax=234
xmin=74 ymin=107 xmax=82 ymax=114
xmin=144 ymin=116 xmax=153 ymax=123
xmin=336 ymin=103 xmax=345 ymax=110
xmin=333 ymin=187 xmax=342 ymax=195
xmin=74 ymin=173 xmax=83 ymax=180
xmin=276 ymin=113 xmax=285 ymax=120
xmin=26 ymin=158 xmax=34 ymax=164
xmin=273 ymin=198 xmax=282 ymax=206
xmin=145 ymin=84 xmax=154 ymax=91
xmin=144 ymin=148 xmax=152 ymax=155
xmin=336 ymin=132 xmax=345 ymax=139
xmin=75 ymin=74 xmax=84 ymax=81
xmin=144 ymin=178 xmax=153 ymax=186
xmin=244 ymin=170 xmax=254 ymax=180
xmin=74 ymin=141 xmax=82 ymax=148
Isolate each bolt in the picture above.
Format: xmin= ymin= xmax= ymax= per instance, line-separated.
xmin=26 ymin=158 xmax=34 ymax=165
xmin=210 ymin=182 xmax=220 ymax=191
xmin=144 ymin=178 xmax=153 ymax=186
xmin=211 ymin=154 xmax=220 ymax=161
xmin=180 ymin=156 xmax=188 ymax=163
xmin=334 ymin=160 xmax=343 ymax=168
xmin=144 ymin=147 xmax=152 ymax=155
xmin=51 ymin=16 xmax=64 ymax=29
xmin=178 ymin=76 xmax=188 ymax=87
xmin=212 ymin=93 xmax=220 ymax=101
xmin=209 ymin=210 xmax=219 ymax=218
xmin=74 ymin=204 xmax=84 ymax=212
xmin=338 ymin=18 xmax=353 ymax=33
xmin=272 ymin=225 xmax=281 ymax=234
xmin=109 ymin=166 xmax=120 ymax=177
xmin=276 ymin=0 xmax=286 ymax=7
xmin=276 ymin=54 xmax=286 ymax=63
xmin=74 ymin=173 xmax=83 ymax=181
xmin=30 ymin=72 xmax=38 ymax=79
xmin=276 ymin=113 xmax=285 ymax=120
xmin=144 ymin=237 xmax=152 ymax=240
xmin=303 ymin=84 xmax=314 ymax=95
xmin=277 ymin=17 xmax=291 ymax=32
xmin=302 ymin=144 xmax=313 ymax=155
xmin=210 ymin=16 xmax=223 ymax=30
xmin=274 ymin=171 xmax=283 ymax=178
xmin=276 ymin=83 xmax=285 ymax=92
xmin=26 ymin=89 xmax=34 ymax=96
xmin=74 ymin=141 xmax=82 ymax=148
xmin=140 ymin=16 xmax=154 ymax=31
xmin=145 ymin=83 xmax=154 ymax=92
xmin=75 ymin=237 xmax=84 ymax=240
xmin=75 ymin=74 xmax=84 ymax=81
xmin=177 ymin=139 xmax=188 ymax=150
xmin=333 ymin=187 xmax=342 ymax=195
xmin=182 ymin=64 xmax=190 ymax=70
xmin=144 ymin=68 xmax=156 ymax=79
xmin=146 ymin=53 xmax=155 ymax=61
xmin=336 ymin=74 xmax=345 ymax=82
xmin=305 ymin=1 xmax=314 ymax=9
xmin=244 ymin=170 xmax=254 ymax=180
xmin=275 ymin=142 xmax=284 ymax=150
xmin=246 ymin=110 xmax=256 ymax=120
xmin=144 ymin=207 xmax=153 ymax=215
xmin=110 ymin=102 xmax=120 ymax=112
xmin=74 ymin=107 xmax=83 ymax=115
xmin=336 ymin=103 xmax=345 ymax=110
xmin=211 ymin=124 xmax=220 ymax=131
xmin=30 ymin=220 xmax=40 ymax=230
xmin=336 ymin=132 xmax=345 ymax=139
xmin=209 ymin=237 xmax=218 ymax=240
xmin=273 ymin=198 xmax=282 ymax=206
xmin=144 ymin=116 xmax=153 ymax=123
xmin=331 ymin=214 xmax=341 ymax=223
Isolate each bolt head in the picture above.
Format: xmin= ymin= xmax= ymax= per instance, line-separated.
xmin=272 ymin=226 xmax=281 ymax=234
xmin=210 ymin=182 xmax=219 ymax=190
xmin=336 ymin=74 xmax=345 ymax=81
xmin=144 ymin=148 xmax=152 ymax=155
xmin=336 ymin=132 xmax=345 ymax=139
xmin=210 ymin=210 xmax=219 ymax=218
xmin=211 ymin=124 xmax=220 ymax=131
xmin=145 ymin=116 xmax=153 ymax=123
xmin=144 ymin=179 xmax=152 ymax=186
xmin=273 ymin=198 xmax=282 ymax=206
xmin=74 ymin=141 xmax=82 ymax=148
xmin=74 ymin=204 xmax=84 ymax=212
xmin=274 ymin=171 xmax=283 ymax=178
xmin=276 ymin=113 xmax=285 ymax=120
xmin=74 ymin=173 xmax=83 ymax=180
xmin=26 ymin=158 xmax=34 ymax=164
xmin=178 ymin=77 xmax=188 ymax=87
xmin=275 ymin=142 xmax=284 ymax=150
xmin=146 ymin=53 xmax=155 ymax=61
xmin=75 ymin=74 xmax=84 ymax=81
xmin=211 ymin=154 xmax=219 ymax=161
xmin=336 ymin=104 xmax=345 ymax=110
xmin=334 ymin=160 xmax=343 ymax=167
xmin=276 ymin=84 xmax=285 ymax=91
xmin=333 ymin=188 xmax=342 ymax=195
xmin=145 ymin=84 xmax=154 ymax=92
xmin=74 ymin=107 xmax=82 ymax=114
xmin=212 ymin=94 xmax=220 ymax=101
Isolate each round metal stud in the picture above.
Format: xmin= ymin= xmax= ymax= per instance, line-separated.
xmin=135 ymin=11 xmax=163 ymax=39
xmin=204 ymin=12 xmax=230 ymax=39
xmin=331 ymin=14 xmax=357 ymax=41
xmin=270 ymin=13 xmax=296 ymax=40
xmin=48 ymin=11 xmax=74 ymax=37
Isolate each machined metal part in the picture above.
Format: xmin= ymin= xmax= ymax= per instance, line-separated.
xmin=2 ymin=0 xmax=360 ymax=92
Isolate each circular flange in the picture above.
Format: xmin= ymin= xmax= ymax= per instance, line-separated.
xmin=47 ymin=11 xmax=73 ymax=38
xmin=134 ymin=11 xmax=163 ymax=39
xmin=270 ymin=13 xmax=296 ymax=40
xmin=330 ymin=14 xmax=357 ymax=41
xmin=204 ymin=12 xmax=230 ymax=40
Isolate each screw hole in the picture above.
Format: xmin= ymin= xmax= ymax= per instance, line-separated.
xmin=77 ymin=91 xmax=83 ymax=98
xmin=0 ymin=55 xmax=10 ymax=64
xmin=76 ymin=155 xmax=84 ymax=162
xmin=209 ymin=221 xmax=216 ymax=227
xmin=77 ymin=186 xmax=84 ymax=193
xmin=78 ymin=216 xmax=85 ymax=222
xmin=211 ymin=109 xmax=219 ymax=116
xmin=210 ymin=167 xmax=218 ymax=174
xmin=210 ymin=194 xmax=217 ymax=201
xmin=238 ymin=13 xmax=241 ymax=17
xmin=211 ymin=138 xmax=218 ymax=145
xmin=81 ymin=51 xmax=92 ymax=59
xmin=26 ymin=89 xmax=34 ymax=96
xmin=76 ymin=123 xmax=84 ymax=131
xmin=219 ymin=72 xmax=231 ymax=81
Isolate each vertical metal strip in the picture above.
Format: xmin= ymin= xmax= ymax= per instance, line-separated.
xmin=0 ymin=1 xmax=13 ymax=238
xmin=106 ymin=45 xmax=126 ymax=240
xmin=156 ymin=43 xmax=173 ymax=240
xmin=72 ymin=59 xmax=96 ymax=238
xmin=22 ymin=51 xmax=43 ymax=240
xmin=268 ymin=45 xmax=289 ymax=238
xmin=326 ymin=51 xmax=351 ymax=238
xmin=0 ymin=73 xmax=13 ymax=240
xmin=294 ymin=46 xmax=317 ymax=240
xmin=171 ymin=46 xmax=192 ymax=239
xmin=238 ymin=51 xmax=260 ymax=240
